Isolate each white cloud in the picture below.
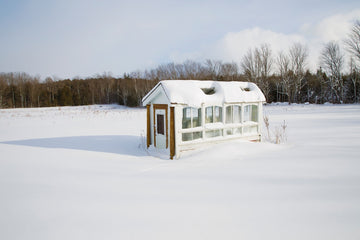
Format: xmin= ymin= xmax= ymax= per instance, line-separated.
xmin=215 ymin=28 xmax=306 ymax=62
xmin=301 ymin=9 xmax=360 ymax=70
xmin=171 ymin=9 xmax=360 ymax=73
xmin=302 ymin=9 xmax=360 ymax=43
xmin=170 ymin=28 xmax=307 ymax=71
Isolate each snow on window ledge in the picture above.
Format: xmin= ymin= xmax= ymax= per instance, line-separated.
xmin=205 ymin=122 xmax=224 ymax=129
xmin=179 ymin=126 xmax=203 ymax=133
xmin=242 ymin=121 xmax=258 ymax=126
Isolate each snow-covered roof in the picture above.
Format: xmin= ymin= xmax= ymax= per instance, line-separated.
xmin=142 ymin=80 xmax=266 ymax=107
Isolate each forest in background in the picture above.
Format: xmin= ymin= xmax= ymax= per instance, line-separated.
xmin=1 ymin=21 xmax=359 ymax=108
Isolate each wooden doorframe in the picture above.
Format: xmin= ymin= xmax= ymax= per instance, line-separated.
xmin=170 ymin=107 xmax=175 ymax=159
xmin=146 ymin=105 xmax=151 ymax=148
xmin=153 ymin=104 xmax=168 ymax=148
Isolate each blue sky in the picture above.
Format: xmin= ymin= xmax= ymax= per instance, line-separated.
xmin=0 ymin=0 xmax=359 ymax=79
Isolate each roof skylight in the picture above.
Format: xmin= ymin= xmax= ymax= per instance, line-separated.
xmin=201 ymin=87 xmax=215 ymax=95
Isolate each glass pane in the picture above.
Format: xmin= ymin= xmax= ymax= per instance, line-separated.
xmin=193 ymin=108 xmax=201 ymax=127
xmin=214 ymin=106 xmax=222 ymax=122
xmin=157 ymin=114 xmax=165 ymax=135
xmin=250 ymin=125 xmax=258 ymax=133
xmin=226 ymin=128 xmax=233 ymax=135
xmin=193 ymin=131 xmax=203 ymax=140
xmin=251 ymin=105 xmax=258 ymax=122
xmin=182 ymin=107 xmax=191 ymax=129
xmin=234 ymin=127 xmax=242 ymax=135
xmin=205 ymin=106 xmax=213 ymax=123
xmin=233 ymin=105 xmax=241 ymax=123
xmin=192 ymin=107 xmax=198 ymax=118
xmin=198 ymin=108 xmax=202 ymax=126
xmin=205 ymin=129 xmax=222 ymax=138
xmin=215 ymin=129 xmax=222 ymax=137
xmin=243 ymin=126 xmax=250 ymax=134
xmin=226 ymin=106 xmax=232 ymax=124
xmin=244 ymin=105 xmax=251 ymax=122
xmin=182 ymin=132 xmax=193 ymax=141
xmin=182 ymin=132 xmax=202 ymax=142
xmin=243 ymin=126 xmax=256 ymax=134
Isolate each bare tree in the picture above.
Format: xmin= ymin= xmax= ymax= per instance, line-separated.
xmin=0 ymin=74 xmax=6 ymax=108
xmin=241 ymin=48 xmax=258 ymax=82
xmin=289 ymin=43 xmax=308 ymax=102
xmin=349 ymin=57 xmax=360 ymax=102
xmin=96 ymin=72 xmax=114 ymax=104
xmin=276 ymin=51 xmax=293 ymax=102
xmin=259 ymin=44 xmax=273 ymax=79
xmin=182 ymin=60 xmax=205 ymax=79
xmin=320 ymin=42 xmax=344 ymax=103
xmin=241 ymin=44 xmax=273 ymax=100
xmin=45 ymin=77 xmax=56 ymax=105
xmin=344 ymin=20 xmax=360 ymax=64
xmin=130 ymin=70 xmax=149 ymax=105
xmin=220 ymin=62 xmax=239 ymax=81
xmin=174 ymin=63 xmax=186 ymax=79
xmin=204 ymin=59 xmax=223 ymax=80
xmin=117 ymin=79 xmax=130 ymax=106
xmin=156 ymin=63 xmax=175 ymax=80
xmin=27 ymin=76 xmax=40 ymax=107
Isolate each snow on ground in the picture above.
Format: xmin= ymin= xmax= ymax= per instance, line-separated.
xmin=0 ymin=104 xmax=360 ymax=240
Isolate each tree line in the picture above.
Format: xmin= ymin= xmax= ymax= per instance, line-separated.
xmin=0 ymin=72 xmax=158 ymax=108
xmin=1 ymin=21 xmax=359 ymax=108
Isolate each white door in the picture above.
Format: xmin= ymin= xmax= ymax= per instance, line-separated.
xmin=155 ymin=109 xmax=166 ymax=149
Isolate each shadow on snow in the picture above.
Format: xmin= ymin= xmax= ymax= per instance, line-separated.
xmin=1 ymin=135 xmax=148 ymax=156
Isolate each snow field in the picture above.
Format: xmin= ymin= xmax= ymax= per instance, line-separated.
xmin=0 ymin=104 xmax=360 ymax=240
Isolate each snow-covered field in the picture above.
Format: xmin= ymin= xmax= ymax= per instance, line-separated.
xmin=1 ymin=104 xmax=360 ymax=240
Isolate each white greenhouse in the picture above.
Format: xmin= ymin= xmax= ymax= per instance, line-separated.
xmin=142 ymin=80 xmax=266 ymax=159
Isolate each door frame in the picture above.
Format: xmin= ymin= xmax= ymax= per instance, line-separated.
xmin=169 ymin=106 xmax=175 ymax=159
xmin=153 ymin=104 xmax=168 ymax=148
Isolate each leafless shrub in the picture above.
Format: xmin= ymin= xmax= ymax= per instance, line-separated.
xmin=281 ymin=120 xmax=287 ymax=142
xmin=263 ymin=115 xmax=270 ymax=141
xmin=138 ymin=130 xmax=147 ymax=151
xmin=263 ymin=116 xmax=287 ymax=144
